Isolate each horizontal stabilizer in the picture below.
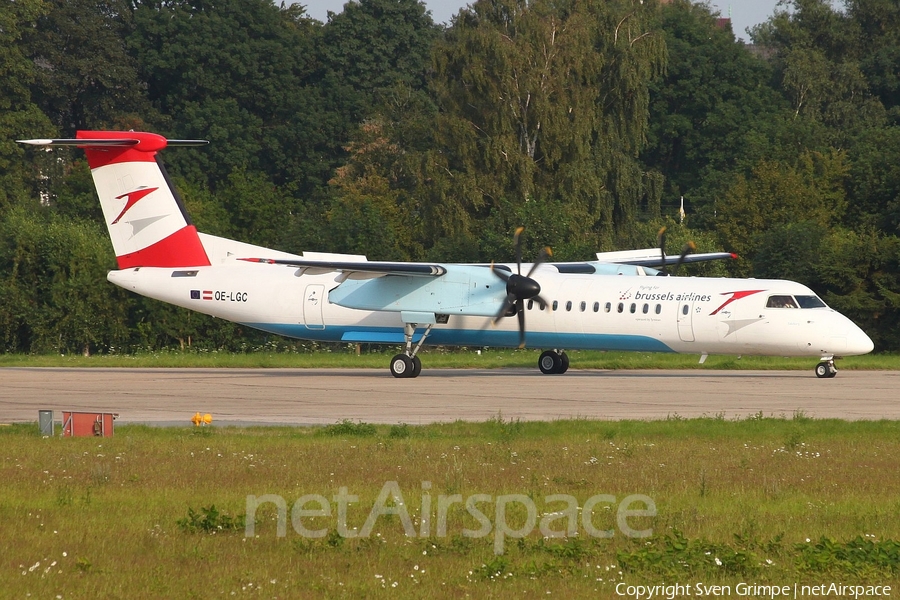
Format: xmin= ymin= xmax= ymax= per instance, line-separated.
xmin=18 ymin=138 xmax=208 ymax=147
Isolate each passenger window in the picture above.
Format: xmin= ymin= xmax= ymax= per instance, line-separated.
xmin=566 ymin=301 xmax=572 ymax=311
xmin=766 ymin=295 xmax=797 ymax=309
xmin=527 ymin=300 xmax=533 ymax=310
xmin=630 ymin=303 xmax=636 ymax=314
xmin=552 ymin=300 xmax=558 ymax=311
xmin=682 ymin=304 xmax=689 ymax=316
xmin=642 ymin=303 xmax=649 ymax=314
xmin=617 ymin=303 xmax=624 ymax=313
xmin=605 ymin=302 xmax=612 ymax=313
xmin=580 ymin=301 xmax=586 ymax=312
xmin=539 ymin=301 xmax=546 ymax=311
xmin=655 ymin=304 xmax=661 ymax=314
xmin=593 ymin=302 xmax=600 ymax=313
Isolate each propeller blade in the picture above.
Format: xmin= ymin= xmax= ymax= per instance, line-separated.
xmin=525 ymin=246 xmax=552 ymax=279
xmin=516 ymin=299 xmax=526 ymax=348
xmin=673 ymin=241 xmax=696 ymax=276
xmin=490 ymin=261 xmax=511 ymax=282
xmin=493 ymin=293 xmax=517 ymax=325
xmin=513 ymin=227 xmax=524 ymax=275
xmin=534 ymin=295 xmax=551 ymax=310
xmin=657 ymin=226 xmax=668 ymax=275
xmin=490 ymin=227 xmax=548 ymax=347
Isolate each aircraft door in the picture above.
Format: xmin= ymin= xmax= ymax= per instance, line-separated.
xmin=677 ymin=301 xmax=695 ymax=342
xmin=303 ymin=284 xmax=325 ymax=330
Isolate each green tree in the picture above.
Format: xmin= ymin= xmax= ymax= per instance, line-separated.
xmin=427 ymin=0 xmax=666 ymax=253
xmin=214 ymin=168 xmax=301 ymax=249
xmin=22 ymin=0 xmax=155 ymax=133
xmin=641 ymin=0 xmax=788 ymax=223
xmin=847 ymin=0 xmax=900 ymax=116
xmin=0 ymin=208 xmax=132 ymax=354
xmin=847 ymin=126 xmax=900 ymax=234
xmin=751 ymin=0 xmax=887 ymax=142
xmin=716 ymin=150 xmax=849 ymax=271
xmin=0 ymin=0 xmax=54 ymax=210
xmin=319 ymin=0 xmax=440 ymax=121
xmin=129 ymin=0 xmax=336 ymax=194
xmin=324 ymin=120 xmax=422 ymax=259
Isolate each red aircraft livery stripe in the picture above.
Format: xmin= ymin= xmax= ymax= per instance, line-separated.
xmin=115 ymin=225 xmax=211 ymax=269
xmin=111 ymin=187 xmax=158 ymax=224
xmin=79 ymin=131 xmax=169 ymax=169
xmin=709 ymin=290 xmax=766 ymax=316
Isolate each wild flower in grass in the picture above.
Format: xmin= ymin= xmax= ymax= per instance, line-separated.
xmin=714 ymin=557 xmax=722 ymax=566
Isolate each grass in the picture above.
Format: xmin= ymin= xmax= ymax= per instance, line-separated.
xmin=0 ymin=347 xmax=898 ymax=370
xmin=2 ymin=416 xmax=900 ymax=597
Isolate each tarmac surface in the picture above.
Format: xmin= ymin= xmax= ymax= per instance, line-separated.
xmin=1 ymin=367 xmax=897 ymax=426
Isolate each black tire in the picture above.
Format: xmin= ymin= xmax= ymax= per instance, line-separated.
xmin=558 ymin=352 xmax=570 ymax=374
xmin=391 ymin=354 xmax=413 ymax=378
xmin=538 ymin=350 xmax=561 ymax=374
xmin=815 ymin=362 xmax=829 ymax=379
xmin=411 ymin=356 xmax=422 ymax=378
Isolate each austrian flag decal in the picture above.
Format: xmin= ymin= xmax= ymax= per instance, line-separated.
xmin=190 ymin=290 xmax=213 ymax=300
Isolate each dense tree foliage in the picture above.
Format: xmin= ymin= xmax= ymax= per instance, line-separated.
xmin=1 ymin=0 xmax=899 ymax=353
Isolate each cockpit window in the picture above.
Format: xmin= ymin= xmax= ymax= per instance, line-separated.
xmin=795 ymin=295 xmax=827 ymax=309
xmin=766 ymin=295 xmax=797 ymax=309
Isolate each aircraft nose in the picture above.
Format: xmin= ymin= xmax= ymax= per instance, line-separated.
xmin=847 ymin=324 xmax=874 ymax=356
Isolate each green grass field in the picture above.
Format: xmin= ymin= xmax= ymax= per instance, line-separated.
xmin=2 ymin=417 xmax=899 ymax=598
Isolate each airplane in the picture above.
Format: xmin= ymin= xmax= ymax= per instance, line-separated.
xmin=18 ymin=130 xmax=874 ymax=379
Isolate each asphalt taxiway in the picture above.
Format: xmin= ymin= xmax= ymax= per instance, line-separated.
xmin=0 ymin=368 xmax=896 ymax=425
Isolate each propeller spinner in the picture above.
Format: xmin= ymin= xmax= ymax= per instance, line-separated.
xmin=490 ymin=227 xmax=551 ymax=348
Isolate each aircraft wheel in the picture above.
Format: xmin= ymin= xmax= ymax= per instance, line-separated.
xmin=538 ymin=350 xmax=561 ymax=374
xmin=390 ymin=354 xmax=414 ymax=378
xmin=411 ymin=356 xmax=422 ymax=378
xmin=558 ymin=352 xmax=570 ymax=374
xmin=815 ymin=361 xmax=833 ymax=379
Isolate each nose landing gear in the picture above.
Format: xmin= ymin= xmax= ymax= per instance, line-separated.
xmin=815 ymin=358 xmax=837 ymax=379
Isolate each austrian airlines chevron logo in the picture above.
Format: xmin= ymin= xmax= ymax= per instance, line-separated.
xmin=111 ymin=187 xmax=159 ymax=224
xmin=710 ymin=289 xmax=765 ymax=315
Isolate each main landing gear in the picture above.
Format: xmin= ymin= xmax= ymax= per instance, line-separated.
xmin=815 ymin=357 xmax=837 ymax=379
xmin=390 ymin=322 xmax=433 ymax=378
xmin=538 ymin=350 xmax=569 ymax=374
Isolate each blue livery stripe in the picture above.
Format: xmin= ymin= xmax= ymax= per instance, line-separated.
xmin=241 ymin=323 xmax=675 ymax=353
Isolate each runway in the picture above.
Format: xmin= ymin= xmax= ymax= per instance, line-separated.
xmin=1 ymin=368 xmax=897 ymax=425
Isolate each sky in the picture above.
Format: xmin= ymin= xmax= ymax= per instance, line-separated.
xmin=301 ymin=0 xmax=783 ymax=41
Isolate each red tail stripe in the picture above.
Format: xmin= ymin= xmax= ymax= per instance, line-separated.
xmin=78 ymin=131 xmax=168 ymax=169
xmin=115 ymin=225 xmax=211 ymax=269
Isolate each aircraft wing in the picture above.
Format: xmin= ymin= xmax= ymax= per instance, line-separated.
xmin=239 ymin=258 xmax=446 ymax=278
xmin=595 ymin=248 xmax=736 ymax=267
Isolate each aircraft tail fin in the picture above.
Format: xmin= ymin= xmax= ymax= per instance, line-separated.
xmin=18 ymin=131 xmax=211 ymax=269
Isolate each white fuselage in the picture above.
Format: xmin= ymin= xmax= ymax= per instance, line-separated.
xmin=107 ymin=262 xmax=874 ymax=359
